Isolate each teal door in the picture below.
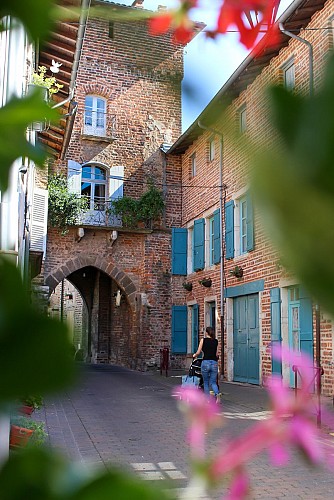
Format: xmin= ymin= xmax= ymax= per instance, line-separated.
xmin=233 ymin=294 xmax=259 ymax=384
xmin=288 ymin=286 xmax=313 ymax=387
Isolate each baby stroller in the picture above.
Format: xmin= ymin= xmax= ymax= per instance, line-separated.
xmin=188 ymin=358 xmax=203 ymax=390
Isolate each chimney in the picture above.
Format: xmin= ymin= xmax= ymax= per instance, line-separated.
xmin=132 ymin=0 xmax=144 ymax=7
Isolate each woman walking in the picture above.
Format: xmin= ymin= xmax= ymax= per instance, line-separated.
xmin=193 ymin=326 xmax=221 ymax=403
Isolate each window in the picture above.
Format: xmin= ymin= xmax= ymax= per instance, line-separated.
xmin=190 ymin=153 xmax=196 ymax=177
xmin=240 ymin=196 xmax=247 ymax=254
xmin=209 ymin=138 xmax=215 ymax=161
xmin=208 ymin=209 xmax=220 ymax=266
xmin=193 ymin=218 xmax=205 ymax=271
xmin=225 ymin=192 xmax=254 ymax=260
xmin=239 ymin=105 xmax=247 ymax=133
xmin=282 ymin=59 xmax=295 ymax=91
xmin=81 ymin=165 xmax=107 ymax=211
xmin=209 ymin=216 xmax=215 ymax=265
xmin=84 ymin=95 xmax=107 ymax=136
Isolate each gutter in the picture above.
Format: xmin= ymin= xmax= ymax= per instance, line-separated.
xmin=60 ymin=0 xmax=91 ymax=160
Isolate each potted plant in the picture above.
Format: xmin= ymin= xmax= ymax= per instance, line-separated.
xmin=199 ymin=278 xmax=212 ymax=288
xmin=182 ymin=282 xmax=193 ymax=291
xmin=10 ymin=416 xmax=47 ymax=449
xmin=19 ymin=395 xmax=43 ymax=415
xmin=29 ymin=65 xmax=63 ymax=101
xmin=229 ymin=265 xmax=244 ymax=278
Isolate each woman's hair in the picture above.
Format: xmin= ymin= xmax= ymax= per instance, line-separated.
xmin=206 ymin=326 xmax=215 ymax=339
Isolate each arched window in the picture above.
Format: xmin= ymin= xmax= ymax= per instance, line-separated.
xmin=67 ymin=160 xmax=124 ymax=227
xmin=81 ymin=164 xmax=107 ymax=210
xmin=84 ymin=95 xmax=107 ymax=136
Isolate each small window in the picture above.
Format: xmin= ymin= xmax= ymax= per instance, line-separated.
xmin=84 ymin=95 xmax=107 ymax=136
xmin=239 ymin=106 xmax=247 ymax=133
xmin=282 ymin=59 xmax=295 ymax=91
xmin=190 ymin=153 xmax=196 ymax=177
xmin=209 ymin=138 xmax=215 ymax=161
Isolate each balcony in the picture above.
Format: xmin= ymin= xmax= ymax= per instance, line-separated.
xmin=78 ymin=200 xmax=121 ymax=228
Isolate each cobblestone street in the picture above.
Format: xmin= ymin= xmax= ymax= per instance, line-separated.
xmin=36 ymin=365 xmax=334 ymax=499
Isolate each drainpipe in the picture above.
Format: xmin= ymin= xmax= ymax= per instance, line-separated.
xmin=279 ymin=22 xmax=314 ymax=96
xmin=279 ymin=24 xmax=321 ymax=398
xmin=198 ymin=121 xmax=225 ymax=379
xmin=60 ymin=0 xmax=91 ymax=160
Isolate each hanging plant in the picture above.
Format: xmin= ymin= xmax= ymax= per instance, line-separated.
xmin=229 ymin=266 xmax=244 ymax=278
xmin=182 ymin=282 xmax=193 ymax=291
xmin=31 ymin=66 xmax=63 ymax=95
xmin=199 ymin=278 xmax=212 ymax=288
xmin=108 ymin=183 xmax=164 ymax=229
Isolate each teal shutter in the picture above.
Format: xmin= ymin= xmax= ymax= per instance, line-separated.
xmin=299 ymin=288 xmax=313 ymax=360
xmin=225 ymin=201 xmax=234 ymax=259
xmin=270 ymin=288 xmax=282 ymax=375
xmin=193 ymin=218 xmax=205 ymax=271
xmin=172 ymin=228 xmax=187 ymax=275
xmin=246 ymin=192 xmax=254 ymax=252
xmin=213 ymin=209 xmax=221 ymax=264
xmin=171 ymin=305 xmax=187 ymax=354
xmin=192 ymin=304 xmax=199 ymax=353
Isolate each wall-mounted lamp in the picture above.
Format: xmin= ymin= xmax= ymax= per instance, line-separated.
xmin=109 ymin=230 xmax=118 ymax=244
xmin=76 ymin=227 xmax=85 ymax=242
xmin=115 ymin=289 xmax=122 ymax=307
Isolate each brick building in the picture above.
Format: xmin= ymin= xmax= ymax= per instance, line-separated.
xmin=42 ymin=0 xmax=202 ymax=369
xmin=168 ymin=0 xmax=334 ymax=395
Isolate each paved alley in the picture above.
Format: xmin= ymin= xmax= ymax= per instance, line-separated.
xmin=36 ymin=365 xmax=334 ymax=499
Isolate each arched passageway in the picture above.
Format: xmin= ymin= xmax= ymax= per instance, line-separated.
xmin=47 ymin=264 xmax=138 ymax=368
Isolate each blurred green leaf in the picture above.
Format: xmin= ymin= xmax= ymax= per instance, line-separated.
xmin=251 ymin=54 xmax=334 ymax=316
xmin=0 ymin=91 xmax=58 ymax=191
xmin=0 ymin=0 xmax=55 ymax=42
xmin=0 ymin=259 xmax=76 ymax=400
xmin=0 ymin=448 xmax=174 ymax=500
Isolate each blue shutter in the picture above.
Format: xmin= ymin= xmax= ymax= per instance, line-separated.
xmin=270 ymin=288 xmax=282 ymax=375
xmin=192 ymin=304 xmax=199 ymax=353
xmin=193 ymin=218 xmax=205 ymax=271
xmin=225 ymin=201 xmax=234 ymax=259
xmin=171 ymin=305 xmax=187 ymax=354
xmin=246 ymin=192 xmax=254 ymax=252
xmin=213 ymin=209 xmax=221 ymax=264
xmin=172 ymin=228 xmax=187 ymax=275
xmin=299 ymin=288 xmax=313 ymax=360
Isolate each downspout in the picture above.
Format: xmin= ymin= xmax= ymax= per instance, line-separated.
xmin=60 ymin=0 xmax=91 ymax=160
xmin=279 ymin=24 xmax=321 ymax=399
xmin=198 ymin=121 xmax=225 ymax=379
xmin=279 ymin=22 xmax=314 ymax=96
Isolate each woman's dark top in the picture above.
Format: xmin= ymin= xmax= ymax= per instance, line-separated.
xmin=202 ymin=338 xmax=218 ymax=361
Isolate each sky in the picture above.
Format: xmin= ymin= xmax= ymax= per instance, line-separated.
xmin=122 ymin=0 xmax=292 ymax=131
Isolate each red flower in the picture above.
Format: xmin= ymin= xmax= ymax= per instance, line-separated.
xmin=149 ymin=12 xmax=173 ymax=36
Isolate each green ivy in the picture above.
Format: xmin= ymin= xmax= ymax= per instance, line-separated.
xmin=48 ymin=173 xmax=88 ymax=235
xmin=109 ymin=184 xmax=165 ymax=229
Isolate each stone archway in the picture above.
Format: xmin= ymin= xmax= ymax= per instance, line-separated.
xmin=45 ymin=256 xmax=140 ymax=367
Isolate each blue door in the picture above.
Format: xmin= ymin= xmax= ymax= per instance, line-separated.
xmin=288 ymin=286 xmax=313 ymax=388
xmin=233 ymin=294 xmax=259 ymax=384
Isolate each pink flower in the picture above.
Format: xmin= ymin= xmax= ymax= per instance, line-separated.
xmin=174 ymin=386 xmax=221 ymax=458
xmin=226 ymin=468 xmax=250 ymax=500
